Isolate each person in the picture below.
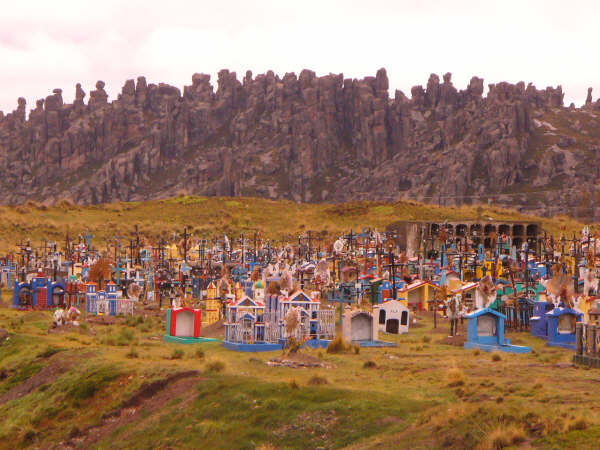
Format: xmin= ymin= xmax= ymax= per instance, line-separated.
xmin=447 ymin=293 xmax=461 ymax=337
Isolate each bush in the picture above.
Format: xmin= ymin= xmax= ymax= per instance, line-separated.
xmin=195 ymin=348 xmax=205 ymax=359
xmin=289 ymin=379 xmax=299 ymax=389
xmin=286 ymin=337 xmax=301 ymax=354
xmin=473 ymin=349 xmax=480 ymax=356
xmin=422 ymin=335 xmax=431 ymax=343
xmin=326 ymin=336 xmax=352 ymax=354
xmin=363 ymin=360 xmax=377 ymax=369
xmin=353 ymin=345 xmax=360 ymax=354
xmin=126 ymin=347 xmax=139 ymax=358
xmin=170 ymin=349 xmax=184 ymax=360
xmin=307 ymin=375 xmax=328 ymax=385
xmin=206 ymin=360 xmax=225 ymax=373
xmin=491 ymin=352 xmax=502 ymax=362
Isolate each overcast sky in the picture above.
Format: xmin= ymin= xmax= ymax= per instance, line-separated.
xmin=0 ymin=0 xmax=597 ymax=114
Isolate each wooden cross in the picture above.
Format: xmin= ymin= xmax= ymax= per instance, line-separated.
xmin=383 ymin=247 xmax=400 ymax=300
xmin=85 ymin=229 xmax=94 ymax=251
xmin=183 ymin=227 xmax=189 ymax=262
xmin=344 ymin=229 xmax=357 ymax=252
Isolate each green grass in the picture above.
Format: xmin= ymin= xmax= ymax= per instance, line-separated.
xmin=2 ymin=306 xmax=600 ymax=448
xmin=0 ymin=195 xmax=585 ymax=253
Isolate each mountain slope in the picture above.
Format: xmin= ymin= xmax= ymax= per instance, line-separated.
xmin=1 ymin=69 xmax=599 ymax=218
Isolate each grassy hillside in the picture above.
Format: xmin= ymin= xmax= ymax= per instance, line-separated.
xmin=1 ymin=308 xmax=599 ymax=449
xmin=0 ymin=196 xmax=587 ymax=253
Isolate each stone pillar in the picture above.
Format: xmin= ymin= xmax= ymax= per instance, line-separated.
xmin=342 ymin=305 xmax=352 ymax=343
xmin=372 ymin=305 xmax=381 ymax=341
xmin=576 ymin=322 xmax=584 ymax=355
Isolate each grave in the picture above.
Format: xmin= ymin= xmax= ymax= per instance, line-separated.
xmin=342 ymin=306 xmax=396 ymax=347
xmin=546 ymin=307 xmax=583 ymax=350
xmin=530 ymin=301 xmax=554 ymax=339
xmin=463 ymin=308 xmax=531 ymax=353
xmin=222 ymin=295 xmax=282 ymax=351
xmin=164 ymin=307 xmax=218 ymax=344
xmin=377 ymin=299 xmax=410 ymax=335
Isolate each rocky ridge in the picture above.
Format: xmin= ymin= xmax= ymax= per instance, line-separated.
xmin=1 ymin=69 xmax=600 ymax=218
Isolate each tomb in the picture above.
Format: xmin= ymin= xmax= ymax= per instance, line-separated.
xmin=546 ymin=307 xmax=583 ymax=350
xmin=223 ymin=290 xmax=335 ymax=351
xmin=397 ymin=280 xmax=440 ymax=311
xmin=12 ymin=276 xmax=66 ymax=310
xmin=377 ymin=299 xmax=410 ymax=335
xmin=85 ymin=282 xmax=134 ymax=316
xmin=164 ymin=307 xmax=218 ymax=344
xmin=342 ymin=306 xmax=396 ymax=347
xmin=463 ymin=308 xmax=531 ymax=353
xmin=530 ymin=301 xmax=555 ymax=339
xmin=223 ymin=295 xmax=282 ymax=351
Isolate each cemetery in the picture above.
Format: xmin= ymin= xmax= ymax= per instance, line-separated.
xmin=1 ymin=203 xmax=600 ymax=448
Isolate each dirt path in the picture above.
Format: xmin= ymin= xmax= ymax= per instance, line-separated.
xmin=62 ymin=370 xmax=202 ymax=448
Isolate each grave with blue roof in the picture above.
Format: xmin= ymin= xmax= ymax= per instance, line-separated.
xmin=463 ymin=307 xmax=531 ymax=353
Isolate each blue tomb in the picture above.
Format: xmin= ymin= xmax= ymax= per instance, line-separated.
xmin=464 ymin=308 xmax=531 ymax=353
xmin=530 ymin=301 xmax=555 ymax=339
xmin=545 ymin=307 xmax=583 ymax=350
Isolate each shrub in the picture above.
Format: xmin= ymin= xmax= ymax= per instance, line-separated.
xmin=289 ymin=379 xmax=299 ymax=389
xmin=353 ymin=345 xmax=360 ymax=354
xmin=170 ymin=349 xmax=184 ymax=360
xmin=491 ymin=352 xmax=502 ymax=362
xmin=287 ymin=337 xmax=301 ymax=354
xmin=126 ymin=347 xmax=139 ymax=358
xmin=473 ymin=349 xmax=480 ymax=356
xmin=307 ymin=375 xmax=328 ymax=386
xmin=422 ymin=335 xmax=431 ymax=343
xmin=363 ymin=360 xmax=377 ymax=369
xmin=195 ymin=348 xmax=205 ymax=359
xmin=326 ymin=336 xmax=351 ymax=354
xmin=206 ymin=360 xmax=225 ymax=373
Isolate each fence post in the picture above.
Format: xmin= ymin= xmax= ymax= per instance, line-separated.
xmin=576 ymin=322 xmax=584 ymax=356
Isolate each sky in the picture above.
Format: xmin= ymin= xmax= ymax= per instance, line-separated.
xmin=0 ymin=0 xmax=598 ymax=114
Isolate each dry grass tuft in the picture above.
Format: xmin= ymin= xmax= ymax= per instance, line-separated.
xmin=307 ymin=375 xmax=328 ymax=386
xmin=566 ymin=416 xmax=588 ymax=431
xmin=480 ymin=423 xmax=526 ymax=449
xmin=447 ymin=367 xmax=466 ymax=387
xmin=326 ymin=336 xmax=353 ymax=354
xmin=206 ymin=360 xmax=226 ymax=373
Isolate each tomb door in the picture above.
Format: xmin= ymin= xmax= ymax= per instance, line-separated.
xmin=477 ymin=314 xmax=497 ymax=337
xmin=386 ymin=319 xmax=399 ymax=334
xmin=558 ymin=314 xmax=576 ymax=334
xmin=241 ymin=317 xmax=253 ymax=343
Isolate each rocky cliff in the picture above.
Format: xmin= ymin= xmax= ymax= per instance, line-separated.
xmin=1 ymin=69 xmax=599 ymax=218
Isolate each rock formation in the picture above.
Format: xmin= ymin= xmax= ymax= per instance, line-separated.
xmin=0 ymin=69 xmax=599 ymax=219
